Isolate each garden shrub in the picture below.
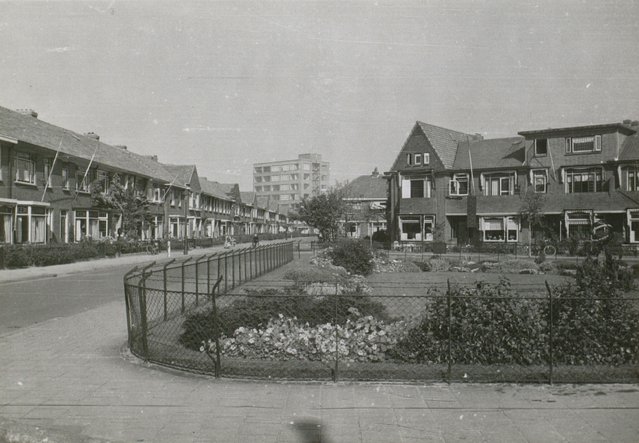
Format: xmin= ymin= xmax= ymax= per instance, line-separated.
xmin=180 ymin=288 xmax=392 ymax=351
xmin=576 ymin=254 xmax=635 ymax=292
xmin=392 ymin=279 xmax=547 ymax=365
xmin=328 ymin=238 xmax=373 ymax=275
xmin=548 ymin=257 xmax=639 ymax=364
xmin=5 ymin=247 xmax=31 ymax=268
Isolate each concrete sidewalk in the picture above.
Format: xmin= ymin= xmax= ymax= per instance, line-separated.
xmin=1 ymin=245 xmax=638 ymax=442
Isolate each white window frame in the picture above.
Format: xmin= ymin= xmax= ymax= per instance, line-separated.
xmin=628 ymin=209 xmax=639 ymax=243
xmin=406 ymin=153 xmax=412 ymax=165
xmin=564 ymin=167 xmax=603 ymax=193
xmin=423 ymin=153 xmax=430 ymax=165
xmin=450 ymin=173 xmax=469 ymax=196
xmin=15 ymin=152 xmax=36 ymax=184
xmin=414 ymin=154 xmax=422 ymax=165
xmin=532 ymin=169 xmax=547 ymax=193
xmin=483 ymin=172 xmax=515 ymax=196
xmin=626 ymin=167 xmax=639 ymax=192
xmin=565 ymin=135 xmax=601 ymax=154
xmin=399 ymin=216 xmax=421 ymax=241
xmin=481 ymin=216 xmax=519 ymax=243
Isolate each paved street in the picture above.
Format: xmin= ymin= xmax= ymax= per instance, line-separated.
xmin=1 ymin=249 xmax=639 ymax=442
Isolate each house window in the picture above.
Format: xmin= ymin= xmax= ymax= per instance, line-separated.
xmin=423 ymin=153 xmax=430 ymax=165
xmin=406 ymin=153 xmax=412 ymax=165
xmin=401 ymin=178 xmax=431 ymax=198
xmin=43 ymin=159 xmax=52 ymax=187
xmin=565 ymin=211 xmax=592 ymax=239
xmin=400 ymin=216 xmax=421 ymax=240
xmin=76 ymin=171 xmax=90 ymax=193
xmin=0 ymin=205 xmax=13 ymax=243
xmin=483 ymin=173 xmax=514 ymax=196
xmin=152 ymin=187 xmax=162 ymax=203
xmin=565 ymin=135 xmax=601 ymax=153
xmin=535 ymin=139 xmax=548 ymax=156
xmin=74 ymin=210 xmax=109 ymax=240
xmin=481 ymin=216 xmax=518 ymax=242
xmin=423 ymin=216 xmax=434 ymax=241
xmin=15 ymin=153 xmax=35 ymax=184
xmin=15 ymin=205 xmax=48 ymax=243
xmin=533 ymin=170 xmax=547 ymax=193
xmin=450 ymin=173 xmax=469 ymax=196
xmin=96 ymin=170 xmax=109 ymax=193
xmin=626 ymin=168 xmax=639 ymax=191
xmin=414 ymin=154 xmax=422 ymax=165
xmin=565 ymin=168 xmax=603 ymax=193
xmin=629 ymin=210 xmax=639 ymax=243
xmin=62 ymin=167 xmax=70 ymax=190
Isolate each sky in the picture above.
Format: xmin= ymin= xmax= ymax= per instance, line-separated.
xmin=1 ymin=0 xmax=638 ymax=190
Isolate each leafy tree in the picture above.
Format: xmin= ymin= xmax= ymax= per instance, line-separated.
xmin=91 ymin=173 xmax=153 ymax=239
xmin=297 ymin=187 xmax=346 ymax=242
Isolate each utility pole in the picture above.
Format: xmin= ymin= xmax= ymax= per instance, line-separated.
xmin=183 ymin=184 xmax=190 ymax=255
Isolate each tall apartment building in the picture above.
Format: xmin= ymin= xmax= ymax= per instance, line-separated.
xmin=253 ymin=153 xmax=330 ymax=213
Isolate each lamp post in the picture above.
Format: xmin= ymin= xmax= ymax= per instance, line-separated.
xmin=183 ymin=184 xmax=190 ymax=255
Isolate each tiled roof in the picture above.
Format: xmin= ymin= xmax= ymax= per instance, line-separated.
xmin=199 ymin=178 xmax=233 ymax=201
xmin=518 ymin=123 xmax=636 ymax=137
xmin=162 ymin=164 xmax=196 ymax=188
xmin=343 ymin=174 xmax=387 ymax=199
xmin=619 ymin=134 xmax=639 ymax=161
xmin=240 ymin=192 xmax=256 ymax=206
xmin=417 ymin=121 xmax=474 ymax=169
xmin=0 ymin=105 xmax=175 ymax=182
xmin=454 ymin=137 xmax=527 ymax=170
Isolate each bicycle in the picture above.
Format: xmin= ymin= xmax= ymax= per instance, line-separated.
xmin=146 ymin=241 xmax=160 ymax=255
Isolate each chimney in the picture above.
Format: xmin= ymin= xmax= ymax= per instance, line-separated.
xmin=623 ymin=119 xmax=632 ymax=125
xmin=114 ymin=145 xmax=128 ymax=150
xmin=142 ymin=154 xmax=158 ymax=161
xmin=631 ymin=121 xmax=639 ymax=127
xmin=16 ymin=109 xmax=38 ymax=118
xmin=85 ymin=132 xmax=100 ymax=140
xmin=372 ymin=167 xmax=379 ymax=177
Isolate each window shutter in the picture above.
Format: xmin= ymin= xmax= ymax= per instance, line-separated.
xmin=565 ymin=138 xmax=572 ymax=153
xmin=423 ymin=153 xmax=429 ymax=165
xmin=401 ymin=179 xmax=411 ymax=198
xmin=406 ymin=153 xmax=412 ymax=165
xmin=594 ymin=135 xmax=602 ymax=151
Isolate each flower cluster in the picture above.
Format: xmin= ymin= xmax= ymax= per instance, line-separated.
xmin=201 ymin=309 xmax=407 ymax=363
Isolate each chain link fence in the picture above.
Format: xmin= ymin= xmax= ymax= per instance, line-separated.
xmin=124 ymin=252 xmax=639 ymax=383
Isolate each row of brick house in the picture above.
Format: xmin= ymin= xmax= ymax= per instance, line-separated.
xmin=386 ymin=120 xmax=639 ymax=248
xmin=0 ymin=106 xmax=292 ymax=245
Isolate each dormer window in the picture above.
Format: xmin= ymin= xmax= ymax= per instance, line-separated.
xmin=423 ymin=153 xmax=430 ymax=165
xmin=534 ymin=139 xmax=548 ymax=156
xmin=414 ymin=154 xmax=422 ymax=165
xmin=565 ymin=135 xmax=601 ymax=154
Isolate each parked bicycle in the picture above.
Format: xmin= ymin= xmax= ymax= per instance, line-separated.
xmin=146 ymin=241 xmax=160 ymax=255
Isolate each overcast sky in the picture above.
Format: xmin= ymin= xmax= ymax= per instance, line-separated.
xmin=2 ymin=0 xmax=638 ymax=189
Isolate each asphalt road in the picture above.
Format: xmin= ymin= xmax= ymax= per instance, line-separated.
xmin=0 ymin=263 xmax=132 ymax=337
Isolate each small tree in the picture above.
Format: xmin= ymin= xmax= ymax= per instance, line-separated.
xmin=91 ymin=173 xmax=153 ymax=239
xmin=297 ymin=186 xmax=346 ymax=242
xmin=519 ymin=190 xmax=546 ymax=256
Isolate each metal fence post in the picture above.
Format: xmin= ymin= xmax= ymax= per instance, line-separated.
xmin=238 ymin=248 xmax=242 ymax=285
xmin=162 ymin=259 xmax=176 ymax=321
xmin=195 ymin=255 xmax=208 ymax=306
xmin=210 ymin=275 xmax=224 ymax=378
xmin=224 ymin=251 xmax=228 ymax=294
xmin=333 ymin=283 xmax=339 ymax=382
xmin=545 ymin=280 xmax=554 ymax=385
xmin=231 ymin=249 xmax=236 ymax=290
xmin=181 ymin=257 xmax=193 ymax=314
xmin=123 ymin=266 xmax=140 ymax=349
xmin=138 ymin=262 xmax=155 ymax=361
xmin=447 ymin=279 xmax=452 ymax=384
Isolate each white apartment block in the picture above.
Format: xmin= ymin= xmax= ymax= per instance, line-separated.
xmin=253 ymin=154 xmax=330 ymax=212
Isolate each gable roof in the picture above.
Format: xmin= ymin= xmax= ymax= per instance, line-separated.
xmin=453 ymin=137 xmax=527 ymax=170
xmin=162 ymin=164 xmax=197 ymax=188
xmin=343 ymin=174 xmax=387 ymax=200
xmin=240 ymin=191 xmax=256 ymax=206
xmin=416 ymin=121 xmax=475 ymax=169
xmin=0 ymin=105 xmax=175 ymax=182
